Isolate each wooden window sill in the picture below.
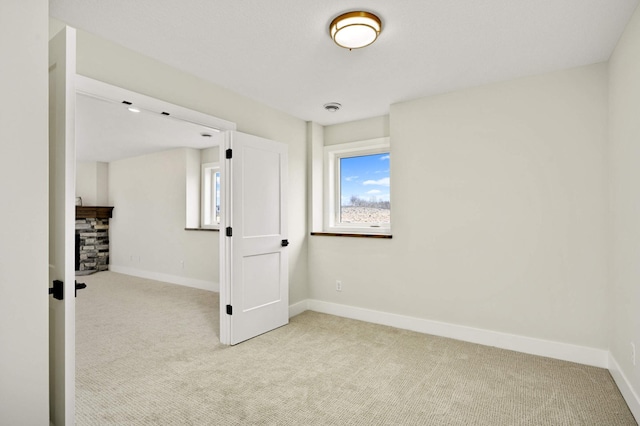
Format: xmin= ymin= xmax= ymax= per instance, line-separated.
xmin=310 ymin=232 xmax=392 ymax=239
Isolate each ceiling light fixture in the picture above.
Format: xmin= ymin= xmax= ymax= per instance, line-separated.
xmin=127 ymin=107 xmax=140 ymax=113
xmin=330 ymin=11 xmax=382 ymax=50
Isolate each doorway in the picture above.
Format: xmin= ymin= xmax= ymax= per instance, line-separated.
xmin=50 ymin=29 xmax=291 ymax=422
xmin=75 ymin=75 xmax=233 ymax=293
xmin=73 ymin=75 xmax=234 ymax=417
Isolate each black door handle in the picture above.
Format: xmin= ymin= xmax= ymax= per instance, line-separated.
xmin=281 ymin=239 xmax=289 ymax=247
xmin=75 ymin=280 xmax=87 ymax=297
xmin=49 ymin=280 xmax=64 ymax=300
xmin=49 ymin=280 xmax=87 ymax=300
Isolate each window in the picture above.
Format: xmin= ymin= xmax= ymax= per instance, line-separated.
xmin=324 ymin=138 xmax=391 ymax=234
xmin=201 ymin=162 xmax=221 ymax=229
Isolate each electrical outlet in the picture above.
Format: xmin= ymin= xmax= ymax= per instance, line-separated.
xmin=336 ymin=280 xmax=342 ymax=292
xmin=180 ymin=260 xmax=185 ymax=270
xmin=632 ymin=342 xmax=636 ymax=367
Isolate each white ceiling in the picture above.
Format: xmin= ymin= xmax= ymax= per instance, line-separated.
xmin=52 ymin=0 xmax=638 ymax=127
xmin=76 ymin=93 xmax=223 ymax=162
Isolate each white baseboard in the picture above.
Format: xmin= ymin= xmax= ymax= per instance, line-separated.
xmin=289 ymin=300 xmax=309 ymax=318
xmin=109 ymin=265 xmax=218 ymax=292
xmin=299 ymin=299 xmax=608 ymax=368
xmin=609 ymin=353 xmax=640 ymax=422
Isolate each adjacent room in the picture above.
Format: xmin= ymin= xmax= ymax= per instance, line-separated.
xmin=2 ymin=1 xmax=640 ymax=424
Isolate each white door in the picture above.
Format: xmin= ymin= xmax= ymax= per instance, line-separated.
xmin=49 ymin=26 xmax=76 ymax=426
xmin=220 ymin=131 xmax=289 ymax=345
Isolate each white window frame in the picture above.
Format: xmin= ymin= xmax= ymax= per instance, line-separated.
xmin=201 ymin=162 xmax=221 ymax=229
xmin=323 ymin=137 xmax=391 ymax=235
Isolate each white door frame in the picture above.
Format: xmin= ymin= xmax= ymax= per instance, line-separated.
xmin=53 ymin=71 xmax=236 ymax=423
xmin=75 ymin=76 xmax=236 ymax=133
xmin=49 ymin=26 xmax=77 ymax=426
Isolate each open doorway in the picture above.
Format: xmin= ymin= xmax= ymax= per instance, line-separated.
xmin=73 ymin=76 xmax=235 ymax=417
xmin=74 ymin=76 xmax=234 ymax=290
xmin=73 ymin=77 xmax=290 ymax=348
xmin=50 ymin=28 xmax=290 ymax=424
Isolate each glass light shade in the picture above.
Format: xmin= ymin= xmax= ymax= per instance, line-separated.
xmin=330 ymin=12 xmax=382 ymax=49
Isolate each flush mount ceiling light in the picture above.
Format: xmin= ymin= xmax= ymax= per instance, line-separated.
xmin=330 ymin=11 xmax=382 ymax=50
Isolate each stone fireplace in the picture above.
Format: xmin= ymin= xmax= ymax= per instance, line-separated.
xmin=76 ymin=206 xmax=114 ymax=275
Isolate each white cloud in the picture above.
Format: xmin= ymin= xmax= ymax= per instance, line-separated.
xmin=379 ymin=155 xmax=390 ymax=161
xmin=367 ymin=189 xmax=381 ymax=194
xmin=363 ymin=177 xmax=390 ymax=187
xmin=344 ymin=176 xmax=359 ymax=181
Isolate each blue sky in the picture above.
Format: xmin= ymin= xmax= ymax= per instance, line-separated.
xmin=340 ymin=153 xmax=390 ymax=205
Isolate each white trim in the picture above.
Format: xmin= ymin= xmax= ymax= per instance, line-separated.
xmin=297 ymin=299 xmax=608 ymax=368
xmin=218 ymin=131 xmax=232 ymax=344
xmin=609 ymin=353 xmax=640 ymax=422
xmin=201 ymin=162 xmax=221 ymax=229
xmin=289 ymin=299 xmax=309 ymax=318
xmin=75 ymin=75 xmax=236 ymax=132
xmin=323 ymin=138 xmax=391 ymax=235
xmin=109 ymin=265 xmax=218 ymax=292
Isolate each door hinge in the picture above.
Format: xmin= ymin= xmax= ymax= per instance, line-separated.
xmin=226 ymin=305 xmax=233 ymax=315
xmin=226 ymin=227 xmax=232 ymax=237
xmin=225 ymin=149 xmax=232 ymax=159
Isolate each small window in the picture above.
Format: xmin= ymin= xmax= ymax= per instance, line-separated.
xmin=201 ymin=162 xmax=221 ymax=229
xmin=324 ymin=138 xmax=390 ymax=234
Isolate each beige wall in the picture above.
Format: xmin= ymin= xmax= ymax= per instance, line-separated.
xmin=109 ymin=149 xmax=219 ymax=290
xmin=185 ymin=149 xmax=201 ymax=229
xmin=609 ymin=3 xmax=640 ymax=402
xmin=310 ymin=63 xmax=609 ymax=349
xmin=324 ymin=115 xmax=389 ymax=146
xmin=201 ymin=146 xmax=220 ymax=164
xmin=186 ymin=146 xmax=221 ymax=229
xmin=76 ymin=161 xmax=108 ymax=206
xmin=0 ymin=0 xmax=50 ymax=423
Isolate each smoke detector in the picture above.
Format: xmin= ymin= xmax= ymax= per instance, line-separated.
xmin=324 ymin=102 xmax=342 ymax=112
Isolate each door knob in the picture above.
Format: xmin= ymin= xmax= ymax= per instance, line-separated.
xmin=281 ymin=239 xmax=289 ymax=247
xmin=49 ymin=280 xmax=64 ymax=300
xmin=48 ymin=280 xmax=87 ymax=299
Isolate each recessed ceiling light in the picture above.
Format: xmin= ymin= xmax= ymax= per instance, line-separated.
xmin=324 ymin=102 xmax=342 ymax=112
xmin=330 ymin=11 xmax=382 ymax=50
xmin=127 ymin=107 xmax=140 ymax=113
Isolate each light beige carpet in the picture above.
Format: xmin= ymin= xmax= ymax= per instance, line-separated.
xmin=76 ymin=272 xmax=637 ymax=425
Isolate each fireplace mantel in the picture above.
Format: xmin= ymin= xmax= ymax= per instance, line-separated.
xmin=76 ymin=206 xmax=114 ymax=219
